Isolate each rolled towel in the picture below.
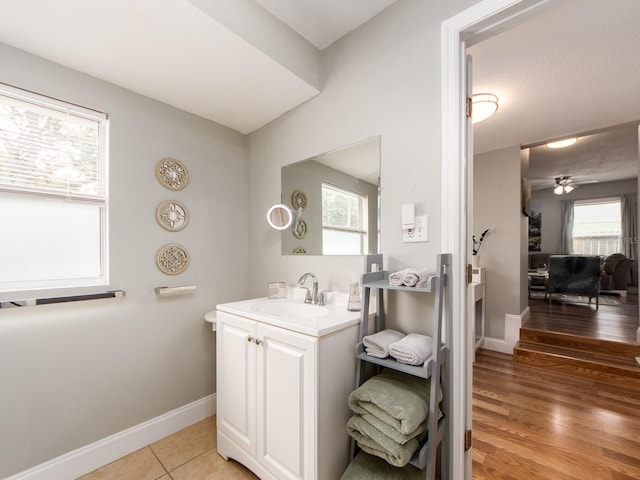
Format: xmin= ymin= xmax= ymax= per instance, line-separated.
xmin=415 ymin=272 xmax=437 ymax=289
xmin=347 ymin=415 xmax=422 ymax=467
xmin=340 ymin=451 xmax=424 ymax=480
xmin=388 ymin=269 xmax=409 ymax=286
xmin=401 ymin=269 xmax=420 ymax=287
xmin=389 ymin=333 xmax=433 ymax=366
xmin=363 ymin=329 xmax=405 ymax=358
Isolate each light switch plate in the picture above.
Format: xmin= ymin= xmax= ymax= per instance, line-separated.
xmin=403 ymin=215 xmax=428 ymax=242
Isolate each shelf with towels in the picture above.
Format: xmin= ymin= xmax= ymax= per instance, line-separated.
xmin=344 ymin=253 xmax=451 ymax=480
xmin=361 ymin=270 xmax=437 ymax=293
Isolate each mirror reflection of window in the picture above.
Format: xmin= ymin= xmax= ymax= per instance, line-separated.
xmin=321 ymin=183 xmax=368 ymax=255
xmin=279 ymin=136 xmax=380 ymax=256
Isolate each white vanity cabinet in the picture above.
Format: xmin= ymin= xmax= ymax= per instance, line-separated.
xmin=215 ymin=305 xmax=359 ymax=480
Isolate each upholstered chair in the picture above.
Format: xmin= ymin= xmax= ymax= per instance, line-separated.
xmin=545 ymin=255 xmax=602 ymax=309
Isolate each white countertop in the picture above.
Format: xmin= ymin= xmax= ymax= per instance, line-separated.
xmin=215 ymin=296 xmax=362 ymax=337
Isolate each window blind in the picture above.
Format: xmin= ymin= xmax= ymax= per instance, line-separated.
xmin=322 ymin=183 xmax=365 ymax=232
xmin=0 ymin=85 xmax=107 ymax=200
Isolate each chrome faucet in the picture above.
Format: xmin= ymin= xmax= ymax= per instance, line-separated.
xmin=297 ymin=272 xmax=319 ymax=304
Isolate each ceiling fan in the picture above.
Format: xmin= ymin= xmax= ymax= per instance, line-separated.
xmin=549 ymin=175 xmax=601 ymax=195
xmin=553 ymin=176 xmax=576 ymax=195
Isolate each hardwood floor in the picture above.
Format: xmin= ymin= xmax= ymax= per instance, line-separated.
xmin=526 ymin=291 xmax=639 ymax=344
xmin=473 ymin=349 xmax=640 ymax=479
xmin=515 ymin=292 xmax=640 ymax=383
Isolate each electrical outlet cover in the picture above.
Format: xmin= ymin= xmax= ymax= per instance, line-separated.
xmin=403 ymin=215 xmax=428 ymax=242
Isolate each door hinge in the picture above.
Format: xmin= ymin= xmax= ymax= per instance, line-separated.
xmin=465 ymin=429 xmax=473 ymax=451
xmin=466 ymin=264 xmax=472 ymax=284
xmin=466 ymin=96 xmax=473 ymax=118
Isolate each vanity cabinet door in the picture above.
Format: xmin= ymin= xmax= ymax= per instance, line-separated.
xmin=256 ymin=323 xmax=317 ymax=480
xmin=216 ymin=312 xmax=257 ymax=456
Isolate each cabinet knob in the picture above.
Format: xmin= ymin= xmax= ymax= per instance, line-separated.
xmin=247 ymin=336 xmax=254 ymax=342
xmin=255 ymin=338 xmax=262 ymax=345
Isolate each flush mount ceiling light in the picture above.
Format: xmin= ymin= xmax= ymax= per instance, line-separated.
xmin=471 ymin=93 xmax=499 ymax=123
xmin=553 ymin=176 xmax=576 ymax=195
xmin=546 ymin=137 xmax=577 ymax=149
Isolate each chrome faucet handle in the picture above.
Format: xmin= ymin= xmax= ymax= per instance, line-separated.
xmin=318 ymin=290 xmax=328 ymax=306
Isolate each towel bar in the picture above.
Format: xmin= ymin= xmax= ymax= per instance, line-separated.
xmin=0 ymin=290 xmax=126 ymax=308
xmin=154 ymin=285 xmax=197 ymax=296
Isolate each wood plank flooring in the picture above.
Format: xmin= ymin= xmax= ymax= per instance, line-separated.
xmin=473 ymin=349 xmax=640 ymax=480
xmin=526 ymin=292 xmax=638 ymax=344
xmin=515 ymin=292 xmax=640 ymax=383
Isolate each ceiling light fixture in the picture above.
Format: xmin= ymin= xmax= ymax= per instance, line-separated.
xmin=471 ymin=93 xmax=499 ymax=123
xmin=546 ymin=138 xmax=577 ymax=149
xmin=553 ymin=176 xmax=576 ymax=195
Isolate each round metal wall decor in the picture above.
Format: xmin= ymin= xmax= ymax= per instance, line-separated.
xmin=293 ymin=219 xmax=307 ymax=239
xmin=156 ymin=158 xmax=189 ymax=191
xmin=156 ymin=244 xmax=190 ymax=275
xmin=291 ymin=190 xmax=307 ymax=210
xmin=156 ymin=200 xmax=189 ymax=231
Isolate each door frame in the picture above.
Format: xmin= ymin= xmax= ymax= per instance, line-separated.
xmin=440 ymin=0 xmax=558 ymax=478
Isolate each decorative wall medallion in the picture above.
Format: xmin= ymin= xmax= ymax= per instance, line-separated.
xmin=291 ymin=190 xmax=307 ymax=210
xmin=293 ymin=219 xmax=307 ymax=239
xmin=156 ymin=200 xmax=189 ymax=231
xmin=156 ymin=244 xmax=190 ymax=275
xmin=156 ymin=158 xmax=189 ymax=190
xmin=293 ymin=247 xmax=306 ymax=254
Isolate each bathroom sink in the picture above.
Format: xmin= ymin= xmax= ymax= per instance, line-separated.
xmin=254 ymin=301 xmax=329 ymax=319
xmin=216 ymin=292 xmax=365 ymax=337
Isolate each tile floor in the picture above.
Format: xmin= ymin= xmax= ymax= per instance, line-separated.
xmin=79 ymin=416 xmax=258 ymax=480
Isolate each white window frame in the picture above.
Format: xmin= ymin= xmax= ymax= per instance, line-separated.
xmin=572 ymin=197 xmax=622 ymax=256
xmin=0 ymin=83 xmax=109 ymax=301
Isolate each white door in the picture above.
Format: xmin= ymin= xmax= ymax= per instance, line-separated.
xmin=216 ymin=312 xmax=257 ymax=456
xmin=256 ymin=323 xmax=317 ymax=480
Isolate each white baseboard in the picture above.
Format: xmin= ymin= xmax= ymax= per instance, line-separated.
xmin=482 ymin=306 xmax=529 ymax=355
xmin=6 ymin=394 xmax=216 ymax=480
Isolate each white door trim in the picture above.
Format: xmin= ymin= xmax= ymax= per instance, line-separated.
xmin=441 ymin=1 xmax=557 ymax=478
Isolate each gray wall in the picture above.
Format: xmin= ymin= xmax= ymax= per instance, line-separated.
xmin=0 ymin=44 xmax=247 ymax=477
xmin=0 ymin=0 xmax=491 ymax=475
xmin=531 ymin=178 xmax=638 ymax=253
xmin=246 ymin=0 xmax=478 ymax=332
xmin=474 ymin=146 xmax=526 ymax=339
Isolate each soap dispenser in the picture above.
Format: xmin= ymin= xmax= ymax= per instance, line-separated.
xmin=347 ymin=282 xmax=361 ymax=311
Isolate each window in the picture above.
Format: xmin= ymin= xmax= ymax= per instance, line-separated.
xmin=572 ymin=198 xmax=621 ymax=255
xmin=322 ymin=183 xmax=368 ymax=255
xmin=0 ymin=84 xmax=109 ymax=298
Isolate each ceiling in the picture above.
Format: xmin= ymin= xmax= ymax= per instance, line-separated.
xmin=469 ymin=0 xmax=640 ymax=189
xmin=0 ymin=0 xmax=637 ymax=184
xmin=0 ymin=0 xmax=397 ymax=134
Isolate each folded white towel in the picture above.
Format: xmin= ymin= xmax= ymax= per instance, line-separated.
xmin=363 ymin=329 xmax=405 ymax=358
xmin=389 ymin=333 xmax=433 ymax=365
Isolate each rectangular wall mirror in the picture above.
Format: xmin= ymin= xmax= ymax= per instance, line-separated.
xmin=281 ymin=136 xmax=381 ymax=256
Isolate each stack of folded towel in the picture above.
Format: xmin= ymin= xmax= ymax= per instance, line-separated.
xmin=346 ymin=369 xmax=439 ymax=468
xmin=388 ymin=268 xmax=436 ymax=288
xmin=363 ymin=329 xmax=404 ymax=358
xmin=363 ymin=329 xmax=433 ymax=366
xmin=341 ymin=451 xmax=424 ymax=480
